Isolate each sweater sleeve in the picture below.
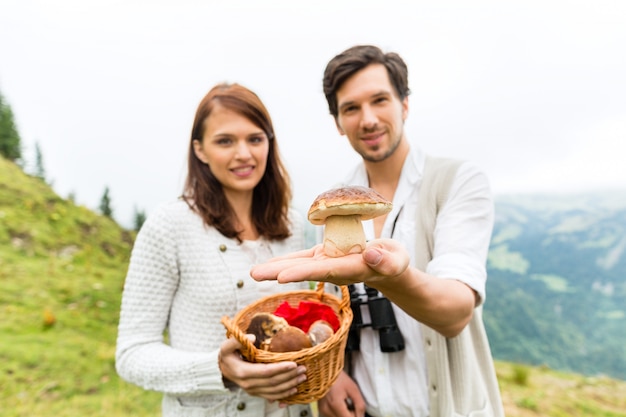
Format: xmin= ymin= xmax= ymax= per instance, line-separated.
xmin=115 ymin=204 xmax=227 ymax=396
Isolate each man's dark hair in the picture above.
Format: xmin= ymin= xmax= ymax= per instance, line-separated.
xmin=323 ymin=45 xmax=411 ymax=118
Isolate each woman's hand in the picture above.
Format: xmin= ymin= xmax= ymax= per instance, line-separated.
xmin=218 ymin=336 xmax=307 ymax=401
xmin=250 ymin=239 xmax=410 ymax=288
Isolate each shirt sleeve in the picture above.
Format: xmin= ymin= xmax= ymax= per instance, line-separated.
xmin=115 ymin=204 xmax=227 ymax=396
xmin=426 ymin=161 xmax=495 ymax=305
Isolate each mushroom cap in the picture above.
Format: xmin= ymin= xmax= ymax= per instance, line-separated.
xmin=246 ymin=313 xmax=288 ymax=348
xmin=267 ymin=326 xmax=312 ymax=352
xmin=308 ymin=186 xmax=392 ymax=225
xmin=308 ymin=320 xmax=335 ymax=346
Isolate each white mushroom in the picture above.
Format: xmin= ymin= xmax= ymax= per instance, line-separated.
xmin=308 ymin=320 xmax=334 ymax=346
xmin=308 ymin=186 xmax=392 ymax=257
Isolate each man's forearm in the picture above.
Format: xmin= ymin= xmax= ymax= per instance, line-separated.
xmin=372 ymin=267 xmax=477 ymax=338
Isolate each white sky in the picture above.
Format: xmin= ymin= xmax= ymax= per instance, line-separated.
xmin=1 ymin=0 xmax=625 ymax=227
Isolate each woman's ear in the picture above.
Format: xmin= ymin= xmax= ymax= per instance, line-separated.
xmin=193 ymin=139 xmax=209 ymax=164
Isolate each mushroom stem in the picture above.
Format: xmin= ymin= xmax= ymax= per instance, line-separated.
xmin=323 ymin=214 xmax=366 ymax=257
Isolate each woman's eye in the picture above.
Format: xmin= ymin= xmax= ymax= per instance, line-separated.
xmin=249 ymin=136 xmax=263 ymax=144
xmin=216 ymin=138 xmax=232 ymax=146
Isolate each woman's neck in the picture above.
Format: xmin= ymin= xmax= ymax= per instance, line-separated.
xmin=225 ymin=190 xmax=258 ymax=240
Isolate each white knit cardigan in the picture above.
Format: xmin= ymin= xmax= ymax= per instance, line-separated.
xmin=115 ymin=200 xmax=312 ymax=417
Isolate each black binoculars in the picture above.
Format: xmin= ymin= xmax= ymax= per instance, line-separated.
xmin=347 ymin=284 xmax=405 ymax=353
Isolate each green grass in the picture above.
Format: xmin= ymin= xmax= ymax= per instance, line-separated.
xmin=0 ymin=158 xmax=161 ymax=416
xmin=2 ymin=156 xmax=626 ymax=416
xmin=0 ymin=233 xmax=162 ymax=416
xmin=496 ymin=362 xmax=626 ymax=417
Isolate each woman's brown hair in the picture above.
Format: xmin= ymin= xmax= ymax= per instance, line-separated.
xmin=182 ymin=83 xmax=292 ymax=242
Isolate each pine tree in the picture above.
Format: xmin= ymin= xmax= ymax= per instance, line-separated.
xmin=0 ymin=92 xmax=23 ymax=163
xmin=99 ymin=186 xmax=113 ymax=218
xmin=133 ymin=206 xmax=147 ymax=231
xmin=34 ymin=141 xmax=46 ymax=180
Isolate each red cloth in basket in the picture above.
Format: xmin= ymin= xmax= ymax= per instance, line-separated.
xmin=273 ymin=300 xmax=340 ymax=333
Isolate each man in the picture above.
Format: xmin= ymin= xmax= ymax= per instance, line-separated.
xmin=252 ymin=45 xmax=504 ymax=417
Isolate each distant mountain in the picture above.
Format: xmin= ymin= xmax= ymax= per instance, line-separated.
xmin=485 ymin=190 xmax=626 ymax=380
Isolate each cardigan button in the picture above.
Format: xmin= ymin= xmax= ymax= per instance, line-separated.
xmin=237 ymin=401 xmax=246 ymax=410
xmin=236 ymin=280 xmax=244 ymax=288
xmin=426 ymin=338 xmax=432 ymax=347
xmin=219 ymin=244 xmax=227 ymax=252
xmin=300 ymin=410 xmax=309 ymax=416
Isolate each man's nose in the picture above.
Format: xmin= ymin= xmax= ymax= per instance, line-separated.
xmin=360 ymin=105 xmax=378 ymax=129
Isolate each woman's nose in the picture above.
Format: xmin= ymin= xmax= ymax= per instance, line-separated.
xmin=234 ymin=141 xmax=252 ymax=159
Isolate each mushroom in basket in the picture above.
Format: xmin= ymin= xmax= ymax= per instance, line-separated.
xmin=246 ymin=313 xmax=312 ymax=352
xmin=246 ymin=313 xmax=336 ymax=352
xmin=308 ymin=320 xmax=334 ymax=346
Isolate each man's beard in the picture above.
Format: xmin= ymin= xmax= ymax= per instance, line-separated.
xmin=359 ymin=133 xmax=402 ymax=163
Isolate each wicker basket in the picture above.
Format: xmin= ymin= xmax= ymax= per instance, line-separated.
xmin=221 ymin=282 xmax=352 ymax=404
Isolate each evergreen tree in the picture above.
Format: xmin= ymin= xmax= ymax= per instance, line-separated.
xmin=133 ymin=206 xmax=147 ymax=231
xmin=34 ymin=141 xmax=46 ymax=180
xmin=99 ymin=186 xmax=113 ymax=218
xmin=0 ymin=92 xmax=22 ymax=163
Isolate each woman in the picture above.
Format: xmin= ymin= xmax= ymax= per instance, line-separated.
xmin=115 ymin=83 xmax=311 ymax=417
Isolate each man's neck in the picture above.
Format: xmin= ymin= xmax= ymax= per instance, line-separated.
xmin=364 ymin=139 xmax=410 ymax=201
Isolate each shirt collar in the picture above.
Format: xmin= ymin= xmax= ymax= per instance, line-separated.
xmin=343 ymin=144 xmax=426 ymax=186
xmin=385 ymin=146 xmax=424 ymax=232
xmin=343 ymin=145 xmax=428 ymax=239
xmin=403 ymin=144 xmax=426 ymax=187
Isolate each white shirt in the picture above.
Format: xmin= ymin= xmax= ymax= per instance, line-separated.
xmin=340 ymin=146 xmax=494 ymax=417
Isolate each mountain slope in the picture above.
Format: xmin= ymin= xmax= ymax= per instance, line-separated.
xmin=0 ymin=157 xmax=161 ymax=416
xmin=485 ymin=191 xmax=626 ymax=380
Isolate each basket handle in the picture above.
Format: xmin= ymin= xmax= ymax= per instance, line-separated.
xmin=221 ymin=315 xmax=258 ymax=362
xmin=315 ymin=282 xmax=350 ymax=310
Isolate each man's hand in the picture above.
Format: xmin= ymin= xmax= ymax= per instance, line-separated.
xmin=318 ymin=371 xmax=366 ymax=417
xmin=218 ymin=336 xmax=307 ymax=401
xmin=251 ymin=238 xmax=476 ymax=338
xmin=250 ymin=239 xmax=410 ymax=288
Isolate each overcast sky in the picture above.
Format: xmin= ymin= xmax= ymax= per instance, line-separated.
xmin=1 ymin=0 xmax=625 ymax=227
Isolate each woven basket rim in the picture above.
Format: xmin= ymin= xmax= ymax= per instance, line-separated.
xmin=222 ymin=283 xmax=351 ymax=362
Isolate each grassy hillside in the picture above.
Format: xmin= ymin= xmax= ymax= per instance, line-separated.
xmin=0 ymin=157 xmax=161 ymax=416
xmin=1 ymin=156 xmax=625 ymax=416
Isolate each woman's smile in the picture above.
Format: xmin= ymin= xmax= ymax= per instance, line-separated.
xmin=231 ymin=164 xmax=256 ymax=177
